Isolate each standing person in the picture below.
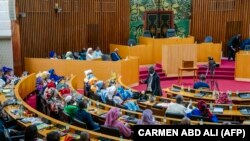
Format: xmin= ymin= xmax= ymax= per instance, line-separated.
xmin=110 ymin=48 xmax=122 ymax=61
xmin=227 ymin=34 xmax=241 ymax=61
xmin=140 ymin=66 xmax=162 ymax=96
xmin=93 ymin=46 xmax=103 ymax=59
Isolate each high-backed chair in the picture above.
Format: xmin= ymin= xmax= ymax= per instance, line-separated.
xmin=72 ymin=118 xmax=87 ymax=129
xmin=59 ymin=110 xmax=71 ymax=123
xmin=99 ymin=125 xmax=121 ymax=137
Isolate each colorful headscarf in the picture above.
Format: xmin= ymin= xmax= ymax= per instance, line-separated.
xmin=197 ymin=100 xmax=212 ymax=119
xmin=137 ymin=109 xmax=155 ymax=125
xmin=59 ymin=88 xmax=71 ymax=96
xmin=215 ymin=92 xmax=232 ymax=104
xmin=49 ymin=51 xmax=55 ymax=58
xmin=2 ymin=66 xmax=12 ymax=73
xmin=104 ymin=108 xmax=120 ymax=126
xmin=47 ymin=81 xmax=56 ymax=89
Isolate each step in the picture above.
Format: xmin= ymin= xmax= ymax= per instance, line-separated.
xmin=198 ymin=71 xmax=234 ymax=75
xmin=198 ymin=67 xmax=235 ymax=71
xmin=155 ymin=63 xmax=162 ymax=68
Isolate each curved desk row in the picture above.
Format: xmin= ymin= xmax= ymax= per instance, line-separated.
xmin=0 ymin=74 xmax=127 ymax=141
xmin=71 ymin=75 xmax=221 ymax=125
xmin=117 ymin=77 xmax=250 ymax=122
xmin=164 ymin=85 xmax=250 ymax=105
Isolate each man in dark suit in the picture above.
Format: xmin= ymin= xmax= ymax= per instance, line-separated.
xmin=141 ymin=66 xmax=162 ymax=96
xmin=110 ymin=48 xmax=122 ymax=61
xmin=75 ymin=100 xmax=100 ymax=130
xmin=227 ymin=34 xmax=241 ymax=61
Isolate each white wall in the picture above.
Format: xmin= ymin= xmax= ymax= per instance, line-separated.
xmin=0 ymin=39 xmax=13 ymax=69
xmin=0 ymin=0 xmax=14 ymax=69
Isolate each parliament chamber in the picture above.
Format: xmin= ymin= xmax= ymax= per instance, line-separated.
xmin=2 ymin=0 xmax=250 ymax=141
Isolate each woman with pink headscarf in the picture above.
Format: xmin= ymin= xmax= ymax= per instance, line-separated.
xmin=137 ymin=109 xmax=156 ymax=125
xmin=104 ymin=108 xmax=131 ymax=138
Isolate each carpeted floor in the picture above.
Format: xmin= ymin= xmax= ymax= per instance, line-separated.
xmin=134 ymin=59 xmax=250 ymax=93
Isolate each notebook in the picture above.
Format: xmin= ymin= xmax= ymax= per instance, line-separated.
xmin=213 ymin=107 xmax=224 ymax=114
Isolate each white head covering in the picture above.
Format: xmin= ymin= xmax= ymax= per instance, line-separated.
xmin=107 ymin=85 xmax=116 ymax=100
xmin=65 ymin=95 xmax=72 ymax=103
xmin=87 ymin=48 xmax=93 ymax=54
xmin=84 ymin=69 xmax=92 ymax=76
xmin=65 ymin=51 xmax=73 ymax=60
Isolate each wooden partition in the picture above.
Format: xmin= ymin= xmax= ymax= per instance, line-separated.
xmin=162 ymin=44 xmax=197 ymax=77
xmin=235 ymin=51 xmax=250 ymax=82
xmin=139 ymin=36 xmax=195 ymax=64
xmin=197 ymin=43 xmax=222 ymax=64
xmin=25 ymin=58 xmax=139 ymax=89
xmin=110 ymin=44 xmax=153 ymax=65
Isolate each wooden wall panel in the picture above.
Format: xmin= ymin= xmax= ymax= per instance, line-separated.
xmin=191 ymin=0 xmax=250 ymax=56
xmin=15 ymin=0 xmax=129 ymax=70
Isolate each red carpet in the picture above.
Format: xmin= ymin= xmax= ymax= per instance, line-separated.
xmin=132 ymin=78 xmax=250 ymax=92
xmin=135 ymin=59 xmax=250 ymax=93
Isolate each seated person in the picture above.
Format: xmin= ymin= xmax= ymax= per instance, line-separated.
xmin=48 ymin=69 xmax=63 ymax=83
xmin=215 ymin=92 xmax=232 ymax=104
xmin=75 ymin=100 xmax=100 ymax=130
xmin=79 ymin=131 xmax=90 ymax=141
xmin=46 ymin=131 xmax=60 ymax=141
xmin=64 ymin=95 xmax=78 ymax=118
xmin=1 ymin=66 xmax=13 ymax=84
xmin=187 ymin=100 xmax=218 ymax=122
xmin=110 ymin=48 xmax=122 ymax=61
xmin=116 ymin=86 xmax=133 ymax=101
xmin=180 ymin=117 xmax=191 ymax=125
xmin=49 ymin=51 xmax=58 ymax=59
xmin=95 ymin=81 xmax=109 ymax=103
xmin=193 ymin=74 xmax=210 ymax=89
xmin=65 ymin=51 xmax=74 ymax=60
xmin=84 ymin=69 xmax=96 ymax=83
xmin=86 ymin=48 xmax=94 ymax=60
xmin=0 ymin=68 xmax=6 ymax=88
xmin=137 ymin=109 xmax=156 ymax=125
xmin=113 ymin=95 xmax=140 ymax=111
xmin=104 ymin=108 xmax=131 ymax=138
xmin=106 ymin=83 xmax=117 ymax=101
xmin=24 ymin=125 xmax=43 ymax=141
xmin=93 ymin=46 xmax=103 ymax=59
xmin=165 ymin=95 xmax=187 ymax=116
xmin=79 ymin=48 xmax=87 ymax=60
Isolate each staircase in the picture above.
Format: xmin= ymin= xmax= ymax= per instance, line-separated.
xmin=139 ymin=64 xmax=168 ymax=81
xmin=198 ymin=67 xmax=235 ymax=80
xmin=139 ymin=60 xmax=235 ymax=81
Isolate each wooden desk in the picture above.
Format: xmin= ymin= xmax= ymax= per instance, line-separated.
xmin=178 ymin=67 xmax=198 ymax=84
xmin=70 ymin=75 xmax=221 ymax=125
xmin=162 ymin=44 xmax=197 ymax=77
xmin=197 ymin=43 xmax=222 ymax=64
xmin=164 ymin=88 xmax=250 ymax=105
xmin=235 ymin=51 xmax=250 ymax=82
